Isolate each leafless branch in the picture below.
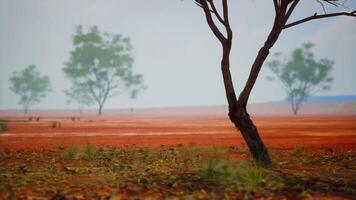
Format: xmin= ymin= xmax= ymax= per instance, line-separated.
xmin=207 ymin=0 xmax=225 ymax=25
xmin=195 ymin=0 xmax=227 ymax=43
xmin=284 ymin=10 xmax=356 ymax=29
xmin=285 ymin=0 xmax=300 ymax=22
xmin=316 ymin=0 xmax=327 ymax=13
xmin=222 ymin=0 xmax=232 ymax=40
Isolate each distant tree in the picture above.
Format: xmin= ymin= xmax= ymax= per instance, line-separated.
xmin=267 ymin=43 xmax=333 ymax=115
xmin=9 ymin=65 xmax=51 ymax=114
xmin=194 ymin=0 xmax=355 ymax=165
xmin=63 ymin=26 xmax=145 ymax=115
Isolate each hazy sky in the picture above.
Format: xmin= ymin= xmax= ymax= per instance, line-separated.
xmin=1 ymin=0 xmax=356 ymax=110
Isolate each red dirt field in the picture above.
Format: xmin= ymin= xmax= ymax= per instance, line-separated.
xmin=1 ymin=111 xmax=355 ymax=150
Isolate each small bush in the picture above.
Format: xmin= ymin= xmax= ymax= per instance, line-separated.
xmin=0 ymin=121 xmax=8 ymax=131
xmin=63 ymin=146 xmax=80 ymax=160
xmin=81 ymin=143 xmax=97 ymax=160
xmin=200 ymin=157 xmax=237 ymax=183
xmin=236 ymin=162 xmax=266 ymax=191
xmin=62 ymin=144 xmax=101 ymax=160
xmin=29 ymin=116 xmax=40 ymax=121
xmin=70 ymin=117 xmax=80 ymax=122
xmin=50 ymin=121 xmax=61 ymax=128
xmin=199 ymin=158 xmax=266 ymax=191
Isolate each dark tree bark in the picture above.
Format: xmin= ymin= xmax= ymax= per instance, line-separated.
xmin=195 ymin=0 xmax=356 ymax=165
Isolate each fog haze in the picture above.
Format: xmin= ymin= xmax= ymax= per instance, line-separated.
xmin=1 ymin=0 xmax=356 ymax=110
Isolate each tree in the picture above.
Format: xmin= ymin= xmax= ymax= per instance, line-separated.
xmin=63 ymin=26 xmax=145 ymax=115
xmin=9 ymin=65 xmax=51 ymax=114
xmin=194 ymin=0 xmax=356 ymax=165
xmin=267 ymin=42 xmax=334 ymax=115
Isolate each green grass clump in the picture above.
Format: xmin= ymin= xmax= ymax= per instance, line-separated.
xmin=200 ymin=157 xmax=237 ymax=183
xmin=81 ymin=143 xmax=97 ymax=160
xmin=62 ymin=144 xmax=104 ymax=160
xmin=0 ymin=121 xmax=8 ymax=131
xmin=235 ymin=162 xmax=266 ymax=191
xmin=62 ymin=146 xmax=80 ymax=160
xmin=199 ymin=157 xmax=266 ymax=191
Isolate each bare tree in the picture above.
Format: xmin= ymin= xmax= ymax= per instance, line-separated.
xmin=194 ymin=0 xmax=356 ymax=165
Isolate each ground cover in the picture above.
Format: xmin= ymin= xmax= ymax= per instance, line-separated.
xmin=0 ymin=145 xmax=355 ymax=199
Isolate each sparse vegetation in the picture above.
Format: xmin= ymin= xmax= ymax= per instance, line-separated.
xmin=49 ymin=121 xmax=61 ymax=128
xmin=69 ymin=117 xmax=80 ymax=121
xmin=0 ymin=145 xmax=354 ymax=199
xmin=28 ymin=116 xmax=40 ymax=121
xmin=0 ymin=121 xmax=8 ymax=132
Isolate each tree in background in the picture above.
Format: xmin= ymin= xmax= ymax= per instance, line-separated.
xmin=9 ymin=65 xmax=51 ymax=114
xmin=63 ymin=26 xmax=145 ymax=115
xmin=194 ymin=0 xmax=355 ymax=165
xmin=267 ymin=43 xmax=333 ymax=115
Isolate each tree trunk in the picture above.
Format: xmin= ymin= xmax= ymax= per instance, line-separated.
xmin=197 ymin=0 xmax=288 ymax=166
xmin=291 ymin=97 xmax=300 ymax=115
xmin=98 ymin=104 xmax=103 ymax=115
xmin=220 ymin=43 xmax=271 ymax=165
xmin=229 ymin=106 xmax=271 ymax=165
xmin=292 ymin=103 xmax=298 ymax=115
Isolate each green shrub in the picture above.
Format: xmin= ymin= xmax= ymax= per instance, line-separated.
xmin=199 ymin=158 xmax=266 ymax=191
xmin=63 ymin=144 xmax=101 ymax=160
xmin=200 ymin=157 xmax=237 ymax=183
xmin=63 ymin=146 xmax=80 ymax=160
xmin=236 ymin=162 xmax=266 ymax=191
xmin=81 ymin=143 xmax=97 ymax=160
xmin=0 ymin=121 xmax=8 ymax=131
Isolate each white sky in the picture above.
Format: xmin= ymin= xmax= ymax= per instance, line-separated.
xmin=0 ymin=0 xmax=356 ymax=110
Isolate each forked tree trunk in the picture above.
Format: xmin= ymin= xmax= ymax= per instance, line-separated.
xmin=221 ymin=43 xmax=271 ymax=165
xmin=218 ymin=13 xmax=285 ymax=165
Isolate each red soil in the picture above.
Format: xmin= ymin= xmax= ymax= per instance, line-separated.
xmin=0 ymin=113 xmax=355 ymax=150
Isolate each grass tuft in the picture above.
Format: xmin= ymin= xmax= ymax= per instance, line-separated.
xmin=81 ymin=143 xmax=97 ymax=160
xmin=199 ymin=157 xmax=266 ymax=191
xmin=236 ymin=162 xmax=266 ymax=191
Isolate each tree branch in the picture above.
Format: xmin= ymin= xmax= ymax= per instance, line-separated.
xmin=222 ymin=0 xmax=232 ymax=40
xmin=195 ymin=0 xmax=226 ymax=43
xmin=208 ymin=0 xmax=225 ymax=25
xmin=285 ymin=0 xmax=300 ymax=22
xmin=273 ymin=0 xmax=279 ymax=14
xmin=284 ymin=10 xmax=356 ymax=29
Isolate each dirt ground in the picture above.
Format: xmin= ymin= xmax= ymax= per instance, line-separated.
xmin=1 ymin=113 xmax=355 ymax=150
xmin=1 ymin=112 xmax=356 ymax=199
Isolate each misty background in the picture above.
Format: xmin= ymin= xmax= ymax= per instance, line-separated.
xmin=1 ymin=0 xmax=356 ymax=110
